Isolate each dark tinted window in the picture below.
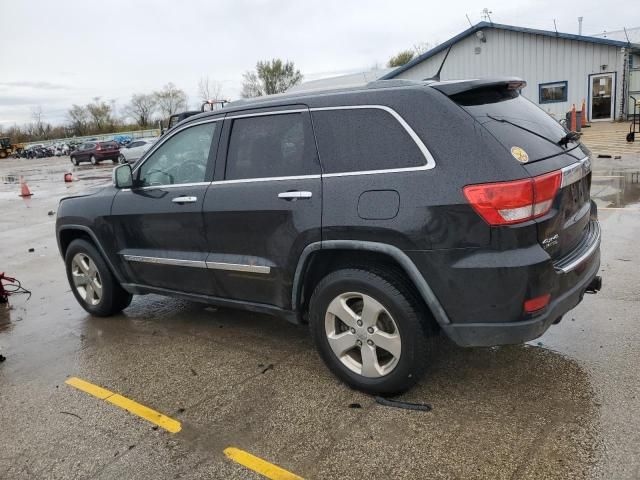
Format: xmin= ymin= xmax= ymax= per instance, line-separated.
xmin=312 ymin=108 xmax=425 ymax=174
xmin=225 ymin=112 xmax=317 ymax=180
xmin=451 ymin=87 xmax=581 ymax=162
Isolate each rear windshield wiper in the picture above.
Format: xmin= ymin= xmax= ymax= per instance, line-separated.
xmin=487 ymin=114 xmax=580 ymax=149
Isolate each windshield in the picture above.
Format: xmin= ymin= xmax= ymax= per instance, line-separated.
xmin=451 ymin=87 xmax=585 ymax=162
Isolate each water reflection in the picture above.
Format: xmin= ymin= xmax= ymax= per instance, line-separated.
xmin=591 ymin=170 xmax=640 ymax=208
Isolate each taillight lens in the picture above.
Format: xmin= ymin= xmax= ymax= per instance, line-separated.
xmin=463 ymin=171 xmax=561 ymax=225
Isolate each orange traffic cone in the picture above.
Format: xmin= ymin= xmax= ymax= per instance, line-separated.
xmin=570 ymin=104 xmax=577 ymax=131
xmin=64 ymin=172 xmax=73 ymax=183
xmin=19 ymin=176 xmax=33 ymax=197
xmin=581 ymin=99 xmax=588 ymax=127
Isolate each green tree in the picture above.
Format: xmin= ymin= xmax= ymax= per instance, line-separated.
xmin=241 ymin=59 xmax=303 ymax=98
xmin=387 ymin=49 xmax=415 ymax=68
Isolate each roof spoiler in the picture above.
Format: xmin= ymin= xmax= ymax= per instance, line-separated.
xmin=430 ymin=77 xmax=526 ymax=96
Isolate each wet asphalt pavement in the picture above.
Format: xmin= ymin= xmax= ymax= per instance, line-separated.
xmin=1 ymin=156 xmax=639 ymax=479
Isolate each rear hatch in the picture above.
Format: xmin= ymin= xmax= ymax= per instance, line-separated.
xmin=98 ymin=141 xmax=119 ymax=153
xmin=438 ymin=79 xmax=592 ymax=260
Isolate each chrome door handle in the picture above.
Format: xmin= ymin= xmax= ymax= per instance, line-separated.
xmin=278 ymin=191 xmax=312 ymax=200
xmin=172 ymin=196 xmax=197 ymax=204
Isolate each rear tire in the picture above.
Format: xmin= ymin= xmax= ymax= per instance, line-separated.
xmin=90 ymin=155 xmax=98 ymax=165
xmin=65 ymin=239 xmax=132 ymax=316
xmin=118 ymin=154 xmax=126 ymax=164
xmin=309 ymin=268 xmax=430 ymax=395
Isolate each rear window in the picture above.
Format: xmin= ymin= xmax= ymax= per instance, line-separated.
xmin=100 ymin=141 xmax=118 ymax=149
xmin=451 ymin=87 xmax=584 ymax=162
xmin=311 ymin=108 xmax=424 ymax=174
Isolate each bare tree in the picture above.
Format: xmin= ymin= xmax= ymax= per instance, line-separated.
xmin=67 ymin=104 xmax=90 ymax=136
xmin=241 ymin=59 xmax=303 ymax=98
xmin=31 ymin=106 xmax=45 ymax=137
xmin=198 ymin=76 xmax=224 ymax=103
xmin=154 ymin=83 xmax=188 ymax=119
xmin=125 ymin=93 xmax=157 ymax=127
xmin=86 ymin=97 xmax=113 ymax=132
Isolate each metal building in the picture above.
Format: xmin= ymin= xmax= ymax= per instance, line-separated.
xmin=383 ymin=22 xmax=640 ymax=122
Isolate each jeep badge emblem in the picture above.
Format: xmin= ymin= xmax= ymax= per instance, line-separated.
xmin=511 ymin=146 xmax=529 ymax=163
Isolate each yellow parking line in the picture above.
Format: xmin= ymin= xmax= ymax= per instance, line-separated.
xmin=224 ymin=447 xmax=304 ymax=480
xmin=65 ymin=377 xmax=182 ymax=433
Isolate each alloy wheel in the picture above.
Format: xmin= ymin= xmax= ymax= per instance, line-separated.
xmin=71 ymin=253 xmax=103 ymax=306
xmin=324 ymin=292 xmax=401 ymax=378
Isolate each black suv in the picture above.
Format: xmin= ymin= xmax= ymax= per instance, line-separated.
xmin=56 ymin=78 xmax=601 ymax=394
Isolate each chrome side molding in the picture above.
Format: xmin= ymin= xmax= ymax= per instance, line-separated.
xmin=123 ymin=254 xmax=271 ymax=274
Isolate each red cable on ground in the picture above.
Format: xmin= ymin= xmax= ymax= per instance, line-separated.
xmin=0 ymin=272 xmax=31 ymax=303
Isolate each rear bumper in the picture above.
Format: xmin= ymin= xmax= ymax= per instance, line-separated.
xmin=441 ymin=242 xmax=600 ymax=347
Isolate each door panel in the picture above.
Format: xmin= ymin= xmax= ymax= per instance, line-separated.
xmin=202 ymin=107 xmax=322 ymax=308
xmin=109 ymin=120 xmax=221 ymax=294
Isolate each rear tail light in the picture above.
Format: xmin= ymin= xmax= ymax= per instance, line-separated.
xmin=524 ymin=294 xmax=551 ymax=313
xmin=463 ymin=171 xmax=561 ymax=225
xmin=96 ymin=144 xmax=102 ymax=151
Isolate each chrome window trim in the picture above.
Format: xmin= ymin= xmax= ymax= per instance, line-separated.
xmin=121 ymin=181 xmax=210 ymax=192
xmin=211 ymin=174 xmax=321 ymax=186
xmin=123 ymin=254 xmax=271 ymax=274
xmin=127 ymin=104 xmax=437 ymax=189
xmin=225 ymin=108 xmax=307 ymax=120
xmin=131 ymin=117 xmax=223 ymax=178
xmin=561 ymin=156 xmax=591 ymax=188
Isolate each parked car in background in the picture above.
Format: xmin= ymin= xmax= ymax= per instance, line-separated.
xmin=70 ymin=141 xmax=120 ymax=165
xmin=118 ymin=138 xmax=157 ymax=164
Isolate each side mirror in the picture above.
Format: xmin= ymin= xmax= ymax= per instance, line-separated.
xmin=113 ymin=164 xmax=133 ymax=188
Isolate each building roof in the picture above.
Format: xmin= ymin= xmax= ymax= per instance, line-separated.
xmin=383 ymin=21 xmax=631 ymax=80
xmin=591 ymin=26 xmax=640 ymax=44
xmin=287 ymin=68 xmax=394 ymax=93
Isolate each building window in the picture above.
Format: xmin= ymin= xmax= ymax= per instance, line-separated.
xmin=539 ymin=81 xmax=568 ymax=104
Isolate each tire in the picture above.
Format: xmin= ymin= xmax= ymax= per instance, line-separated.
xmin=0 ymin=150 xmax=7 ymax=159
xmin=90 ymin=155 xmax=98 ymax=165
xmin=71 ymin=156 xmax=79 ymax=166
xmin=309 ymin=268 xmax=431 ymax=395
xmin=117 ymin=154 xmax=126 ymax=164
xmin=65 ymin=239 xmax=132 ymax=316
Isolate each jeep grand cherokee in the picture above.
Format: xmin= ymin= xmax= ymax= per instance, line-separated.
xmin=56 ymin=78 xmax=601 ymax=394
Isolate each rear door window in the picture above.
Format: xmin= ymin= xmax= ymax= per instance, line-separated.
xmin=225 ymin=112 xmax=318 ymax=180
xmin=311 ymin=108 xmax=425 ymax=174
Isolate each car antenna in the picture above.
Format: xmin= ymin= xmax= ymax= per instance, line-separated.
xmin=423 ymin=45 xmax=452 ymax=82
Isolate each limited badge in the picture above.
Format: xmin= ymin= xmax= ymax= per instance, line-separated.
xmin=511 ymin=146 xmax=529 ymax=163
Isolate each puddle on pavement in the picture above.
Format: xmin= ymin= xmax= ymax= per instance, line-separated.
xmin=591 ymin=170 xmax=640 ymax=208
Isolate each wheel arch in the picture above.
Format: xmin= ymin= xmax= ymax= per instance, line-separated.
xmin=292 ymin=240 xmax=450 ymax=327
xmin=57 ymin=225 xmax=126 ymax=285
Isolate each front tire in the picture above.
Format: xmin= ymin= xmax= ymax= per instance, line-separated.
xmin=118 ymin=154 xmax=126 ymax=164
xmin=65 ymin=239 xmax=132 ymax=316
xmin=71 ymin=156 xmax=79 ymax=166
xmin=90 ymin=155 xmax=98 ymax=165
xmin=309 ymin=268 xmax=430 ymax=395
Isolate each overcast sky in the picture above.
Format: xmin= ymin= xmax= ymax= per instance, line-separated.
xmin=1 ymin=0 xmax=638 ymax=126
